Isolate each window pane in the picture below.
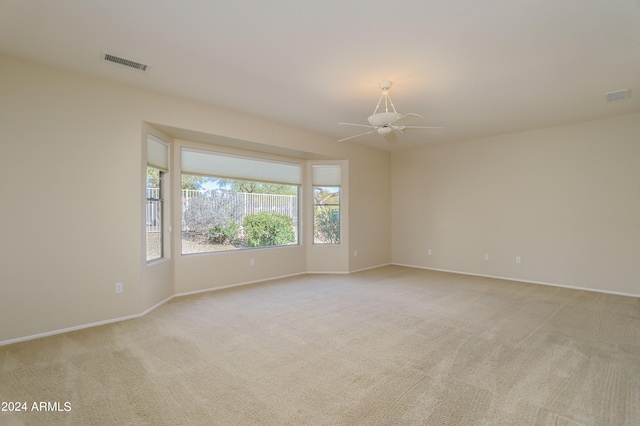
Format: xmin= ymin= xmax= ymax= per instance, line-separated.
xmin=182 ymin=175 xmax=299 ymax=254
xmin=313 ymin=186 xmax=340 ymax=244
xmin=146 ymin=199 xmax=162 ymax=261
xmin=146 ymin=167 xmax=163 ymax=261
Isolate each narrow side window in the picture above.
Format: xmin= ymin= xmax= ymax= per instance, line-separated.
xmin=146 ymin=135 xmax=169 ymax=262
xmin=312 ymin=165 xmax=341 ymax=244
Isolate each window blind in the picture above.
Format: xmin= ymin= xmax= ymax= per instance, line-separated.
xmin=181 ymin=148 xmax=302 ymax=185
xmin=312 ymin=164 xmax=341 ymax=186
xmin=147 ymin=135 xmax=169 ymax=171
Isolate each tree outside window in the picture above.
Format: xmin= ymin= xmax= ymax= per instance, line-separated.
xmin=313 ymin=186 xmax=340 ymax=244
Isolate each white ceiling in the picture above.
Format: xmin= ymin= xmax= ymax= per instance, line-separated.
xmin=1 ymin=0 xmax=639 ymax=151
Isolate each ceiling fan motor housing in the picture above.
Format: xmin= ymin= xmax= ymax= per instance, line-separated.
xmin=368 ymin=112 xmax=402 ymax=127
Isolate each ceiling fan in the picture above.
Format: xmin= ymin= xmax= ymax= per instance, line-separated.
xmin=338 ymin=81 xmax=443 ymax=144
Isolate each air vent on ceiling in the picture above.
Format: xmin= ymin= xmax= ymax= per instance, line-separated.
xmin=605 ymin=89 xmax=631 ymax=102
xmin=101 ymin=52 xmax=150 ymax=72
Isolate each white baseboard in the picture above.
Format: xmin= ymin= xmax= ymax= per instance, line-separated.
xmin=174 ymin=272 xmax=307 ymax=298
xmin=140 ymin=294 xmax=176 ymax=315
xmin=0 ymin=273 xmax=308 ymax=346
xmin=7 ymin=262 xmax=631 ymax=347
xmin=0 ymin=293 xmax=180 ymax=347
xmin=392 ymin=263 xmax=640 ymax=298
xmin=3 ymin=266 xmax=391 ymax=346
xmin=0 ymin=313 xmax=143 ymax=347
xmin=307 ymin=262 xmax=391 ymax=275
xmin=349 ymin=262 xmax=392 ymax=273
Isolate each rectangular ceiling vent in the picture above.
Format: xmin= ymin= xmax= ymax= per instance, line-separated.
xmin=605 ymin=89 xmax=631 ymax=102
xmin=101 ymin=52 xmax=150 ymax=72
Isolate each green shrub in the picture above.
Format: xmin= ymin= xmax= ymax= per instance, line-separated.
xmin=314 ymin=206 xmax=340 ymax=244
xmin=183 ymin=191 xmax=242 ymax=245
xmin=243 ymin=211 xmax=295 ymax=248
xmin=208 ymin=221 xmax=239 ymax=244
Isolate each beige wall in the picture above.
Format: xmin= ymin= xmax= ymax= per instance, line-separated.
xmin=2 ymin=52 xmax=637 ymax=344
xmin=349 ymin=153 xmax=392 ymax=271
xmin=0 ymin=55 xmax=391 ymax=343
xmin=392 ymin=113 xmax=640 ymax=295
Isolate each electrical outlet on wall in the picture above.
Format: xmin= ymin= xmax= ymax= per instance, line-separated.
xmin=115 ymin=283 xmax=123 ymax=294
xmin=427 ymin=249 xmax=432 ymax=256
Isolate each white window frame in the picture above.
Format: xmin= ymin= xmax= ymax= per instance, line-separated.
xmin=312 ymin=164 xmax=342 ymax=245
xmin=180 ymin=147 xmax=302 ymax=254
xmin=146 ymin=135 xmax=169 ymax=262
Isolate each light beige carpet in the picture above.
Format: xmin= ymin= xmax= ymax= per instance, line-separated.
xmin=1 ymin=266 xmax=638 ymax=425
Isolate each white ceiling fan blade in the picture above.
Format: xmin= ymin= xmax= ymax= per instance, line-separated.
xmin=338 ymin=122 xmax=376 ymax=129
xmin=400 ymin=126 xmax=444 ymax=134
xmin=338 ymin=130 xmax=376 ymax=142
xmin=403 ymin=125 xmax=443 ymax=129
xmin=398 ymin=126 xmax=444 ymax=135
xmin=390 ymin=113 xmax=422 ymax=127
xmin=383 ymin=131 xmax=399 ymax=144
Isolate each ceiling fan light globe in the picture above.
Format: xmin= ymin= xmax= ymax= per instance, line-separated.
xmin=377 ymin=127 xmax=393 ymax=135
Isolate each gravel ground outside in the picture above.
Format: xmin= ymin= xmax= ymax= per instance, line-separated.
xmin=146 ymin=232 xmax=243 ymax=260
